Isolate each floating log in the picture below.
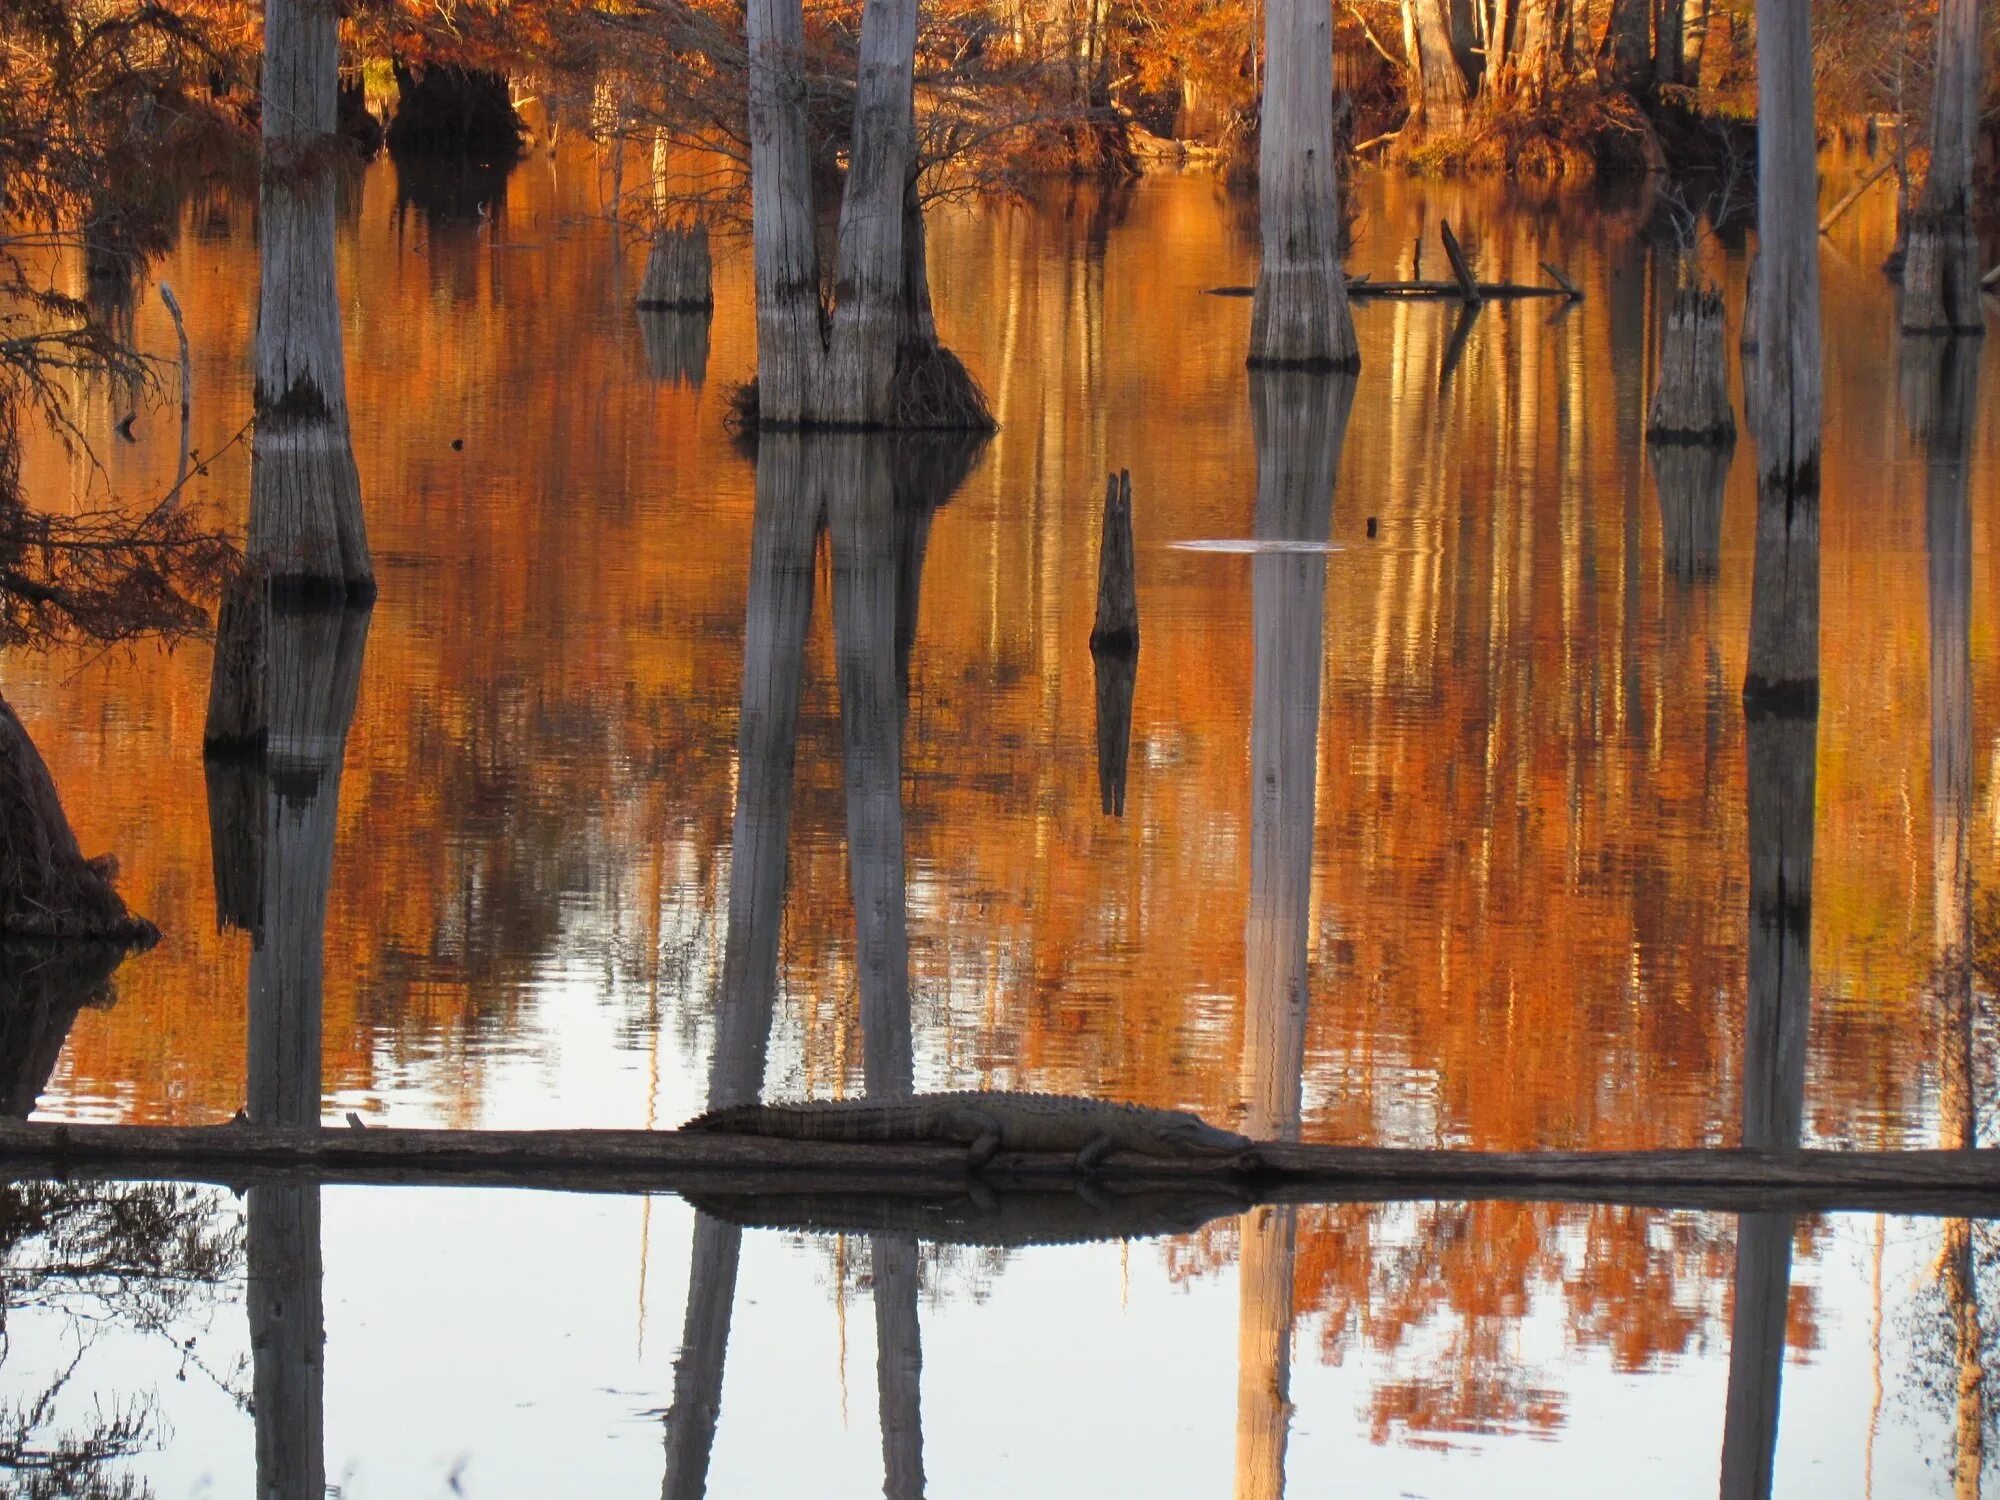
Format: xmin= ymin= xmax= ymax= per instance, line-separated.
xmin=1206 ymin=274 xmax=1369 ymax=298
xmin=1347 ymin=279 xmax=1575 ymax=301
xmin=1089 ymin=470 xmax=1139 ymax=653
xmin=1439 ymin=219 xmax=1481 ymax=303
xmin=10 ymin=1121 xmax=2000 ymax=1214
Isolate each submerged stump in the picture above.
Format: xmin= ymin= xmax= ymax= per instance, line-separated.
xmin=636 ymin=225 xmax=714 ymax=311
xmin=1647 ymin=285 xmax=1736 ymax=445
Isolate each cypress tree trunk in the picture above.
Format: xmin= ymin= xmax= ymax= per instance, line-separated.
xmin=823 ymin=0 xmax=922 ymax=424
xmin=253 ymin=0 xmax=372 ymax=600
xmin=1750 ymin=0 xmax=1821 ymax=498
xmin=745 ymin=0 xmax=826 ymax=425
xmin=1405 ymin=0 xmax=1472 ymax=132
xmin=1901 ymin=0 xmax=1984 ymax=333
xmin=1251 ymin=0 xmax=1359 ymax=368
xmin=1602 ymin=0 xmax=1653 ymax=86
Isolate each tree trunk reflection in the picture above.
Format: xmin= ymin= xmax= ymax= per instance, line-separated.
xmin=1235 ymin=370 xmax=1354 ymax=1500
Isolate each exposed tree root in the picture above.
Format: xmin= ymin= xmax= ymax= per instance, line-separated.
xmin=725 ymin=342 xmax=996 ymax=434
xmin=0 ymin=695 xmax=157 ymax=946
xmin=1401 ymin=87 xmax=1662 ymax=179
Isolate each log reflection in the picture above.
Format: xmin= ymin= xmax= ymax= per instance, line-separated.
xmin=1235 ymin=370 xmax=1354 ymax=1500
xmin=663 ymin=429 xmax=980 ymax=1499
xmin=208 ymin=602 xmax=370 ymax=1500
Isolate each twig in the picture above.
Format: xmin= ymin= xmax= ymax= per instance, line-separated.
xmin=157 ymin=283 xmax=191 ymax=503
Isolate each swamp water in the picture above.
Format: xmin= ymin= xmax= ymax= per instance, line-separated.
xmin=6 ymin=152 xmax=2000 ymax=1493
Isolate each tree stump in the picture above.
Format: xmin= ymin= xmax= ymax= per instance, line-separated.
xmin=1647 ymin=285 xmax=1736 ymax=445
xmin=637 ymin=224 xmax=714 ymax=311
xmin=1089 ymin=471 xmax=1139 ymax=653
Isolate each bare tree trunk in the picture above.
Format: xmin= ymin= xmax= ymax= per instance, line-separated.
xmin=1251 ymin=0 xmax=1359 ymax=368
xmin=1901 ymin=0 xmax=1984 ymax=332
xmin=1682 ymin=0 xmax=1711 ymax=84
xmin=746 ymin=0 xmax=827 ymax=425
xmin=1719 ymin=1211 xmax=1793 ymax=1500
xmin=1653 ymin=0 xmax=1684 ymax=83
xmin=1234 ymin=1203 xmax=1297 ymax=1500
xmin=824 ymin=0 xmax=922 ymax=423
xmin=1602 ymin=0 xmax=1653 ymax=85
xmin=1750 ymin=0 xmax=1822 ymax=490
xmin=1405 ymin=0 xmax=1473 ymax=132
xmin=253 ymin=0 xmax=372 ymax=600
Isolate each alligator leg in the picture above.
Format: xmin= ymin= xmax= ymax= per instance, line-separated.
xmin=1073 ymin=1133 xmax=1115 ymax=1176
xmin=952 ymin=1109 xmax=1004 ymax=1171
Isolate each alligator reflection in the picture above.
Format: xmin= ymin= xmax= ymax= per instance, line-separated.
xmin=663 ymin=428 xmax=982 ymax=1500
xmin=206 ymin=602 xmax=372 ymax=1500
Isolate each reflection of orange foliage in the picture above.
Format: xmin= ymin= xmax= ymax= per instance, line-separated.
xmin=14 ymin=159 xmax=1988 ymax=1439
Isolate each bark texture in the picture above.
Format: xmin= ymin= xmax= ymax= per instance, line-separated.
xmin=746 ymin=0 xmax=827 ymax=425
xmin=823 ymin=0 xmax=923 ymax=423
xmin=1647 ymin=284 xmax=1735 ymax=443
xmin=254 ymin=0 xmax=373 ymax=599
xmin=1251 ymin=0 xmax=1359 ymax=368
xmin=1750 ymin=0 xmax=1822 ymax=488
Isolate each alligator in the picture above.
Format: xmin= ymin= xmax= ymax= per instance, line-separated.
xmin=683 ymin=1183 xmax=1252 ymax=1247
xmin=681 ymin=1090 xmax=1256 ymax=1174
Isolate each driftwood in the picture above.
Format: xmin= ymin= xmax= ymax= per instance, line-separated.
xmin=1818 ymin=160 xmax=1894 ymax=234
xmin=1348 ymin=279 xmax=1575 ymax=301
xmin=1439 ymin=219 xmax=1481 ymax=303
xmin=14 ymin=1121 xmax=2000 ymax=1213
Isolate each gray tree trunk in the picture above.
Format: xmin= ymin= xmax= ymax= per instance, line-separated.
xmin=252 ymin=0 xmax=372 ymax=600
xmin=1251 ymin=0 xmax=1359 ymax=368
xmin=746 ymin=0 xmax=827 ymax=424
xmin=1902 ymin=0 xmax=1984 ymax=333
xmin=1405 ymin=0 xmax=1472 ymax=132
xmin=824 ymin=0 xmax=922 ymax=423
xmin=1750 ymin=0 xmax=1823 ymax=490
